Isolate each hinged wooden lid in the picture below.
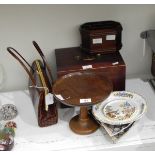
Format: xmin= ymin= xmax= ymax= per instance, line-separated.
xmin=55 ymin=47 xmax=125 ymax=75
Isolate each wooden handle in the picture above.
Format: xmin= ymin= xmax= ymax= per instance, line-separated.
xmin=32 ymin=41 xmax=46 ymax=68
xmin=7 ymin=47 xmax=36 ymax=86
xmin=32 ymin=41 xmax=54 ymax=85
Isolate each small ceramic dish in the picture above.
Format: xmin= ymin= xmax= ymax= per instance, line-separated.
xmin=0 ymin=104 xmax=18 ymax=121
xmin=92 ymin=91 xmax=147 ymax=125
xmin=0 ymin=132 xmax=14 ymax=151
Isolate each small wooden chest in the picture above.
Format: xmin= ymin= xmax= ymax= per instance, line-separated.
xmin=80 ymin=21 xmax=123 ymax=54
xmin=55 ymin=47 xmax=126 ymax=91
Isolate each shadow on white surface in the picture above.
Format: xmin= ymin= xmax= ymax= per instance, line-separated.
xmin=143 ymin=83 xmax=155 ymax=122
xmin=126 ymin=79 xmax=155 ymax=121
xmin=14 ymin=91 xmax=38 ymax=127
xmin=58 ymin=107 xmax=75 ymax=122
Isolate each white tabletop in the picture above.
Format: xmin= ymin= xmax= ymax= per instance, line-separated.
xmin=0 ymin=78 xmax=155 ymax=151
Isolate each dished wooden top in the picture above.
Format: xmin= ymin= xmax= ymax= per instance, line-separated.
xmin=53 ymin=71 xmax=113 ymax=106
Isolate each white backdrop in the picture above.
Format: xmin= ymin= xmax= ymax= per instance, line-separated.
xmin=0 ymin=4 xmax=155 ymax=91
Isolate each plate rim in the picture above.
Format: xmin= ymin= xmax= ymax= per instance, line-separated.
xmin=92 ymin=91 xmax=147 ymax=125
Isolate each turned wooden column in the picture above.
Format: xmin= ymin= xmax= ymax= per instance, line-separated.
xmin=79 ymin=106 xmax=88 ymax=121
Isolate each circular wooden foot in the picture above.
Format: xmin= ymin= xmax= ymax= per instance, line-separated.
xmin=69 ymin=114 xmax=99 ymax=135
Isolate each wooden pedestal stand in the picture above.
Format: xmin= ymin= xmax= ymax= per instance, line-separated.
xmin=53 ymin=71 xmax=112 ymax=135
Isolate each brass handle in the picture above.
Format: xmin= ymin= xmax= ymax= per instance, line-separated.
xmin=83 ymin=57 xmax=96 ymax=61
xmin=75 ymin=55 xmax=98 ymax=61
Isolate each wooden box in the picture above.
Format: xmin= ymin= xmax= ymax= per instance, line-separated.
xmin=80 ymin=21 xmax=123 ymax=54
xmin=55 ymin=47 xmax=126 ymax=91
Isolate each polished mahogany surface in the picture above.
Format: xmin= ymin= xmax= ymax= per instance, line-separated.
xmin=53 ymin=71 xmax=112 ymax=106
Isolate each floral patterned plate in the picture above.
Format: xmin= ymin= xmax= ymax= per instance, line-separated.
xmin=92 ymin=91 xmax=147 ymax=125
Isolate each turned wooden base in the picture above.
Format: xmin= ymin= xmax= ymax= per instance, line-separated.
xmin=69 ymin=106 xmax=99 ymax=135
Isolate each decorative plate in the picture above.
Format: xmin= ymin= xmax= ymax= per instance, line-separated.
xmin=92 ymin=91 xmax=147 ymax=125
